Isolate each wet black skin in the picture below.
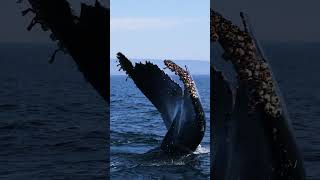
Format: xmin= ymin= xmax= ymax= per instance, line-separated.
xmin=117 ymin=52 xmax=205 ymax=155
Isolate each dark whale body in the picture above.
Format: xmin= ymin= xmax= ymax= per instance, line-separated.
xmin=19 ymin=0 xmax=109 ymax=102
xmin=116 ymin=52 xmax=206 ymax=155
xmin=211 ymin=10 xmax=306 ymax=179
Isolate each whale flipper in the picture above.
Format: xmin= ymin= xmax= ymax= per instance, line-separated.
xmin=116 ymin=52 xmax=183 ymax=129
xmin=117 ymin=53 xmax=205 ymax=154
xmin=211 ymin=66 xmax=234 ymax=178
xmin=19 ymin=0 xmax=109 ymax=102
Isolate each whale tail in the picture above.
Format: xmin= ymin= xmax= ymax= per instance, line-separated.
xmin=19 ymin=0 xmax=109 ymax=102
xmin=117 ymin=53 xmax=205 ymax=154
xmin=211 ymin=10 xmax=306 ymax=179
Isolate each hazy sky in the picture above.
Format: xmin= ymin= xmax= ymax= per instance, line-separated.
xmin=213 ymin=0 xmax=320 ymax=42
xmin=1 ymin=0 xmax=319 ymax=50
xmin=111 ymin=0 xmax=209 ymax=61
xmin=0 ymin=0 xmax=108 ymax=43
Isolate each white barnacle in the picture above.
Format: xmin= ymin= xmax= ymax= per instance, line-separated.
xmin=264 ymin=94 xmax=271 ymax=101
xmin=247 ymin=51 xmax=254 ymax=57
xmin=271 ymin=108 xmax=278 ymax=117
xmin=273 ymin=128 xmax=278 ymax=133
xmin=265 ymin=103 xmax=272 ymax=111
xmin=245 ymin=69 xmax=252 ymax=77
xmin=247 ymin=44 xmax=255 ymax=50
xmin=228 ymin=47 xmax=234 ymax=54
xmin=261 ymin=82 xmax=268 ymax=89
xmin=255 ymin=64 xmax=261 ymax=70
xmin=261 ymin=62 xmax=268 ymax=70
xmin=275 ymin=108 xmax=282 ymax=116
xmin=237 ymin=35 xmax=244 ymax=41
xmin=239 ymin=48 xmax=245 ymax=56
xmin=259 ymin=90 xmax=264 ymax=96
xmin=253 ymin=71 xmax=259 ymax=79
xmin=271 ymin=96 xmax=279 ymax=104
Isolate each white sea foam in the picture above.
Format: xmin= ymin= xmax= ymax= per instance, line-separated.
xmin=194 ymin=145 xmax=210 ymax=154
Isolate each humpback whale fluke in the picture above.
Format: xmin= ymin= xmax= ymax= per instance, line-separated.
xmin=18 ymin=0 xmax=109 ymax=102
xmin=116 ymin=52 xmax=206 ymax=154
xmin=211 ymin=10 xmax=306 ymax=179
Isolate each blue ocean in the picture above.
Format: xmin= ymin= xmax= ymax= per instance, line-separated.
xmin=263 ymin=43 xmax=320 ymax=179
xmin=110 ymin=75 xmax=211 ymax=179
xmin=0 ymin=43 xmax=109 ymax=179
xmin=0 ymin=43 xmax=319 ymax=179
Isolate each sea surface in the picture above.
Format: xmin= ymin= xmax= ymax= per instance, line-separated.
xmin=1 ymin=43 xmax=320 ymax=179
xmin=0 ymin=43 xmax=108 ymax=179
xmin=110 ymin=75 xmax=211 ymax=179
xmin=264 ymin=43 xmax=320 ymax=179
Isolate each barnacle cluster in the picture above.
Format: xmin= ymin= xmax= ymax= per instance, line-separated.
xmin=211 ymin=10 xmax=282 ymax=118
xmin=17 ymin=0 xmax=76 ymax=62
xmin=164 ymin=60 xmax=198 ymax=99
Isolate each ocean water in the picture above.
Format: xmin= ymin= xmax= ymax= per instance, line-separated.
xmin=263 ymin=43 xmax=320 ymax=179
xmin=110 ymin=75 xmax=210 ymax=179
xmin=1 ymin=42 xmax=320 ymax=179
xmin=0 ymin=43 xmax=109 ymax=179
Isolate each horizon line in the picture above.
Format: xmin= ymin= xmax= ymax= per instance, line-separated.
xmin=109 ymin=57 xmax=210 ymax=62
xmin=3 ymin=40 xmax=320 ymax=44
xmin=110 ymin=73 xmax=210 ymax=76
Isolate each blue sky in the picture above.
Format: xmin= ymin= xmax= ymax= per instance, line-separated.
xmin=111 ymin=0 xmax=209 ymax=61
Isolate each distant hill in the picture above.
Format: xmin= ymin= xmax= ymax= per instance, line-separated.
xmin=110 ymin=59 xmax=210 ymax=75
